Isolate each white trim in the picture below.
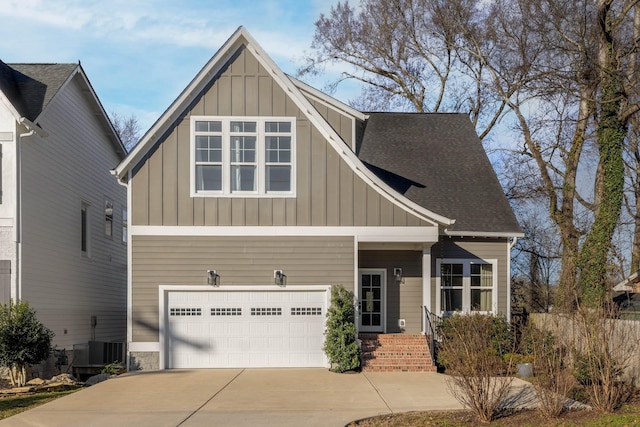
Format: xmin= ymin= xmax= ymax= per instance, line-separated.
xmin=291 ymin=77 xmax=366 ymax=153
xmin=444 ymin=230 xmax=524 ymax=238
xmin=113 ymin=27 xmax=454 ymax=228
xmin=358 ymin=269 xmax=387 ymax=333
xmin=435 ymin=258 xmax=498 ymax=317
xmin=130 ymin=225 xmax=440 ymax=242
xmin=60 ymin=66 xmax=126 ymax=156
xmin=126 ymin=170 xmax=133 ymax=344
xmin=353 ymin=236 xmax=360 ymax=330
xmin=422 ymin=247 xmax=431 ymax=332
xmin=507 ymin=238 xmax=515 ymax=320
xmin=128 ymin=342 xmax=161 ymax=352
xmin=157 ymin=284 xmax=331 ymax=370
xmin=290 ymin=77 xmax=367 ymax=122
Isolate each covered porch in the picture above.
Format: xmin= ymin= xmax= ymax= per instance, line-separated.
xmin=355 ymin=228 xmax=439 ymax=372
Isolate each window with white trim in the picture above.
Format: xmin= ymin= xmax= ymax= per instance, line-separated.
xmin=436 ymin=259 xmax=497 ymax=316
xmin=191 ymin=117 xmax=295 ymax=196
xmin=104 ymin=199 xmax=113 ymax=238
xmin=121 ymin=207 xmax=128 ymax=244
xmin=81 ymin=201 xmax=91 ymax=257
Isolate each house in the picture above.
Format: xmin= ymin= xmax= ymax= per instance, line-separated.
xmin=0 ymin=61 xmax=128 ymax=360
xmin=113 ymin=27 xmax=522 ymax=371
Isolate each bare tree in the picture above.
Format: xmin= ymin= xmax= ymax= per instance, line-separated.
xmin=308 ymin=0 xmax=640 ymax=307
xmin=111 ymin=112 xmax=142 ymax=151
xmin=301 ymin=0 xmax=506 ymax=139
xmin=511 ymin=205 xmax=562 ymax=314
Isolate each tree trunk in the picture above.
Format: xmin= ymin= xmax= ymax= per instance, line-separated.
xmin=577 ymin=0 xmax=628 ymax=306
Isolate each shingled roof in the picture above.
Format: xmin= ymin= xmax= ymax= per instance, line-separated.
xmin=0 ymin=61 xmax=77 ymax=121
xmin=357 ymin=113 xmax=521 ymax=234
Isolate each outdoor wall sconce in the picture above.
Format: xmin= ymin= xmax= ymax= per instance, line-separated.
xmin=207 ymin=269 xmax=220 ymax=287
xmin=274 ymin=270 xmax=286 ymax=287
xmin=394 ymin=267 xmax=403 ymax=283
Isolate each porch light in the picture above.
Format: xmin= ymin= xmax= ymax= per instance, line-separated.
xmin=207 ymin=269 xmax=220 ymax=287
xmin=394 ymin=268 xmax=403 ymax=283
xmin=274 ymin=270 xmax=286 ymax=287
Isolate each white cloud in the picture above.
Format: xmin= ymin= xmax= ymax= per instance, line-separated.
xmin=0 ymin=0 xmax=363 ymax=127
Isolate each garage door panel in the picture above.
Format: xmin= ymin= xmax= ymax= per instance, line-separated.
xmin=167 ymin=289 xmax=327 ymax=368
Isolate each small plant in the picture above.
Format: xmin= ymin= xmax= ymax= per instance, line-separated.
xmin=323 ymin=284 xmax=361 ymax=373
xmin=0 ymin=300 xmax=54 ymax=387
xmin=437 ymin=314 xmax=514 ymax=423
xmin=570 ymin=305 xmax=635 ymax=412
xmin=523 ymin=321 xmax=573 ymax=418
xmin=101 ymin=361 xmax=125 ymax=376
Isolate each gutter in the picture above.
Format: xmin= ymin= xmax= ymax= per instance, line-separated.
xmin=443 ymin=230 xmax=525 ymax=239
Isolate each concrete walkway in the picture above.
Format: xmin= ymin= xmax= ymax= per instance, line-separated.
xmin=0 ymin=369 xmax=538 ymax=427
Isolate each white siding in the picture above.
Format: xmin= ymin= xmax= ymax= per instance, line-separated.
xmin=19 ymin=75 xmax=126 ymax=348
xmin=0 ymin=102 xmax=17 ymax=300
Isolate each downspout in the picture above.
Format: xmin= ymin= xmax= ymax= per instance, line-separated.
xmin=111 ymin=169 xmax=131 ymax=369
xmin=507 ymin=237 xmax=518 ymax=321
xmin=14 ymin=128 xmax=33 ymax=301
xmin=15 ymin=118 xmax=47 ymax=301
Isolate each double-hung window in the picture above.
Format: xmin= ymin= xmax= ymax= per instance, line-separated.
xmin=192 ymin=116 xmax=295 ymax=196
xmin=436 ymin=259 xmax=497 ymax=316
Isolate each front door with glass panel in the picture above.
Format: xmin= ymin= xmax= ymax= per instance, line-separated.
xmin=358 ymin=270 xmax=386 ymax=332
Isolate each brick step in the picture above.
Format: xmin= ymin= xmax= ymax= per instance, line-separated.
xmin=359 ymin=333 xmax=435 ymax=372
xmin=362 ymin=365 xmax=438 ymax=372
xmin=362 ymin=352 xmax=433 ymax=360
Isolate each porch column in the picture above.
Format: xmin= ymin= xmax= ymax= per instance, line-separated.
xmin=422 ymin=246 xmax=431 ymax=333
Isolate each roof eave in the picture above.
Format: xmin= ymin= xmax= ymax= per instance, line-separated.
xmin=72 ymin=65 xmax=127 ymax=159
xmin=113 ymin=27 xmax=456 ymax=227
xmin=114 ymin=27 xmax=249 ymax=179
xmin=443 ymin=230 xmax=524 ymax=238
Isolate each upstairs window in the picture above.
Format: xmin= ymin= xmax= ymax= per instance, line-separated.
xmin=104 ymin=200 xmax=113 ymax=237
xmin=121 ymin=207 xmax=128 ymax=244
xmin=81 ymin=202 xmax=91 ymax=257
xmin=191 ymin=117 xmax=295 ymax=197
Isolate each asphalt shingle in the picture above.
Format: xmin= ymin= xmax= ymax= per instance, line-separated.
xmin=357 ymin=112 xmax=521 ymax=234
xmin=0 ymin=61 xmax=77 ymax=121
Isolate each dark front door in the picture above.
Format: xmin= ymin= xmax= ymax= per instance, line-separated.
xmin=358 ymin=270 xmax=385 ymax=332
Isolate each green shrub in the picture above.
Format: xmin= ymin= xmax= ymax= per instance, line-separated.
xmin=437 ymin=314 xmax=515 ymax=423
xmin=0 ymin=300 xmax=54 ymax=387
xmin=323 ymin=285 xmax=361 ymax=373
xmin=101 ymin=361 xmax=125 ymax=376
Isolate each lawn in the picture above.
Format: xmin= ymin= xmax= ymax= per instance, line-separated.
xmin=0 ymin=388 xmax=80 ymax=420
xmin=349 ymin=402 xmax=640 ymax=426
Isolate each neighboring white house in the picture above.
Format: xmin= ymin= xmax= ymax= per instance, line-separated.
xmin=0 ymin=61 xmax=127 ymax=351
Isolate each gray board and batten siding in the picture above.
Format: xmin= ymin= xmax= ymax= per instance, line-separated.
xmin=131 ymin=235 xmax=354 ymax=342
xmin=359 ymin=250 xmax=423 ymax=334
xmin=130 ymin=45 xmax=431 ymax=229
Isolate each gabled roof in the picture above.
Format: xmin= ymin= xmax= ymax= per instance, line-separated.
xmin=613 ymin=270 xmax=640 ymax=292
xmin=0 ymin=62 xmax=77 ymax=121
xmin=114 ymin=26 xmax=454 ymax=227
xmin=358 ymin=113 xmax=522 ymax=235
xmin=0 ymin=61 xmax=126 ymax=159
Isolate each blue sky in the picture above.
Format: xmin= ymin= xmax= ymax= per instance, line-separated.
xmin=0 ymin=0 xmax=359 ymax=132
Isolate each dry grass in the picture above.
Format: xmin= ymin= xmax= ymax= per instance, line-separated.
xmin=349 ymin=404 xmax=640 ymax=426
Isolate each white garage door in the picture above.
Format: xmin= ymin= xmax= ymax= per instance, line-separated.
xmin=166 ymin=289 xmax=328 ymax=368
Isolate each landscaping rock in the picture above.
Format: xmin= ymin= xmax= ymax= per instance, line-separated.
xmin=26 ymin=378 xmax=46 ymax=386
xmin=84 ymin=373 xmax=110 ymax=387
xmin=49 ymin=374 xmax=78 ymax=385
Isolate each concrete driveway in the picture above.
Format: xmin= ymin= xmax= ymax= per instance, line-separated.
xmin=0 ymin=369 xmax=533 ymax=427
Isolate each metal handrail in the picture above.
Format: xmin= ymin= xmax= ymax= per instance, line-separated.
xmin=423 ymin=306 xmax=442 ymax=361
